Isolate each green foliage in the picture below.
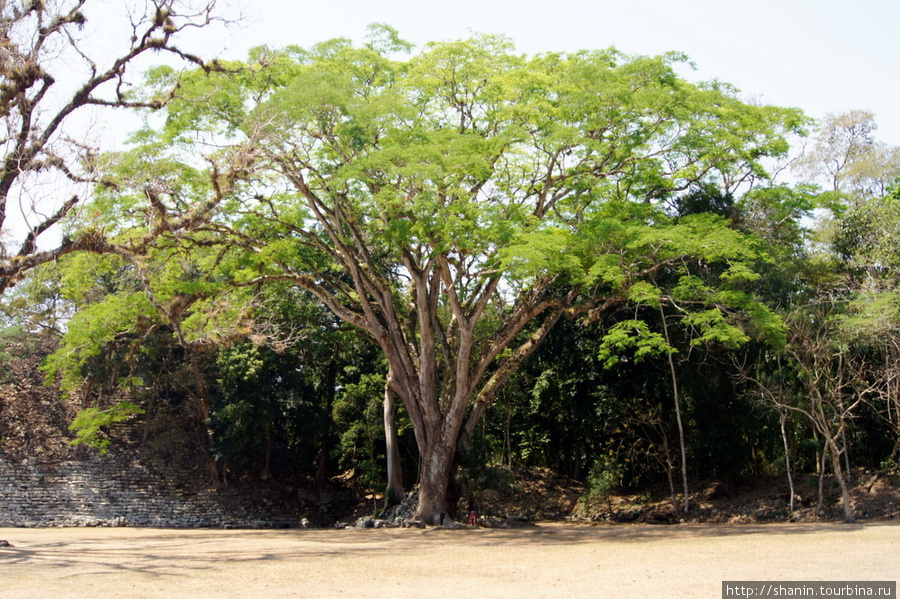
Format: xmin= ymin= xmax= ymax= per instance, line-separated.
xmin=838 ymin=291 xmax=900 ymax=342
xmin=584 ymin=454 xmax=623 ymax=501
xmin=834 ymin=191 xmax=900 ymax=280
xmin=208 ymin=286 xmax=390 ymax=481
xmin=40 ymin=291 xmax=156 ymax=396
xmin=682 ymin=309 xmax=750 ymax=348
xmin=578 ymin=454 xmax=624 ymax=516
xmin=598 ymin=320 xmax=674 ymax=369
xmin=332 ymin=372 xmax=389 ymax=488
xmin=140 ymin=32 xmax=806 ymax=294
xmin=69 ymin=402 xmax=145 ymax=454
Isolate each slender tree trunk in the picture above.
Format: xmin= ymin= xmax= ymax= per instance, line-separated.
xmin=660 ymin=306 xmax=689 ymax=515
xmin=817 ymin=441 xmax=827 ymax=516
xmin=383 ymin=375 xmax=404 ymax=509
xmin=671 ymin=373 xmax=689 ymax=515
xmin=504 ymin=399 xmax=513 ymax=469
xmin=779 ymin=408 xmax=796 ymax=513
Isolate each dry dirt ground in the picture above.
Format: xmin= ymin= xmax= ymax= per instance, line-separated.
xmin=1 ymin=523 xmax=898 ymax=598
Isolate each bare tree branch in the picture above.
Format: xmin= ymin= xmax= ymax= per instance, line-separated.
xmin=0 ymin=0 xmax=229 ymax=293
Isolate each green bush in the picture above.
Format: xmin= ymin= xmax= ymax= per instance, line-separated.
xmin=583 ymin=455 xmax=623 ymax=512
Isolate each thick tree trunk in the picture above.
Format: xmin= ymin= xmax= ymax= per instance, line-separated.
xmin=414 ymin=437 xmax=457 ymax=525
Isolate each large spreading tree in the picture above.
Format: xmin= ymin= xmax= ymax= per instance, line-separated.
xmin=80 ymin=28 xmax=805 ymax=522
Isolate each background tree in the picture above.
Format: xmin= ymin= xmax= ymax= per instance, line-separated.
xmin=832 ymin=187 xmax=900 ymax=463
xmin=794 ymin=110 xmax=900 ymax=205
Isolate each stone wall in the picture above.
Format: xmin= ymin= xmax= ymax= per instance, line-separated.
xmin=0 ymin=453 xmax=300 ymax=528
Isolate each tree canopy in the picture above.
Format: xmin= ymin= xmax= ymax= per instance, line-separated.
xmin=4 ymin=23 xmax=899 ymax=525
xmin=48 ymin=29 xmax=808 ymax=522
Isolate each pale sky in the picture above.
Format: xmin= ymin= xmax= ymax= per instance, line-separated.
xmin=205 ymin=0 xmax=900 ymax=145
